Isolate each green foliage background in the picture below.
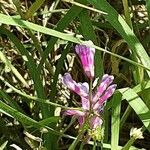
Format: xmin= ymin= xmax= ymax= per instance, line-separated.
xmin=0 ymin=0 xmax=150 ymax=149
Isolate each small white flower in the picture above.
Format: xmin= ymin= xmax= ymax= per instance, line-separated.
xmin=130 ymin=127 xmax=144 ymax=139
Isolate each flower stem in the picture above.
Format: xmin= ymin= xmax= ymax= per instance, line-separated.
xmin=79 ymin=141 xmax=84 ymax=150
xmin=89 ymin=78 xmax=93 ymax=113
xmin=68 ymin=127 xmax=86 ymax=150
xmin=121 ymin=137 xmax=136 ymax=150
xmin=92 ymin=139 xmax=97 ymax=150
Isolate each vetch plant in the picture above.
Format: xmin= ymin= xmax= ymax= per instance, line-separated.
xmin=62 ymin=41 xmax=117 ymax=148
xmin=0 ymin=0 xmax=150 ymax=149
xmin=75 ymin=41 xmax=95 ymax=79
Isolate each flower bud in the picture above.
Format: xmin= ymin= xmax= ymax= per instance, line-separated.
xmin=75 ymin=41 xmax=95 ymax=79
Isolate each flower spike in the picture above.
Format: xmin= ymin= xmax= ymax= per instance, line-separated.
xmin=62 ymin=42 xmax=116 ymax=142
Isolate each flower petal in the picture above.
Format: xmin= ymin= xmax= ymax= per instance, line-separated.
xmin=64 ymin=110 xmax=85 ymax=116
xmin=81 ymin=96 xmax=90 ymax=110
xmin=75 ymin=41 xmax=95 ymax=79
xmin=62 ymin=73 xmax=88 ymax=97
xmin=78 ymin=116 xmax=85 ymax=126
xmin=99 ymin=84 xmax=117 ymax=105
xmin=79 ymin=82 xmax=89 ymax=94
xmin=90 ymin=115 xmax=103 ymax=129
xmin=93 ymin=84 xmax=117 ymax=111
xmin=93 ymin=74 xmax=114 ymax=103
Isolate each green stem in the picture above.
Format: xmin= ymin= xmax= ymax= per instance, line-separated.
xmin=58 ymin=116 xmax=76 ymax=142
xmin=122 ymin=0 xmax=132 ymax=29
xmin=25 ymin=0 xmax=46 ymax=19
xmin=27 ymin=29 xmax=53 ymax=75
xmin=79 ymin=141 xmax=84 ymax=150
xmin=13 ymin=0 xmax=25 ymax=19
xmin=121 ymin=137 xmax=135 ymax=150
xmin=92 ymin=139 xmax=97 ymax=150
xmin=68 ymin=127 xmax=86 ymax=150
xmin=62 ymin=0 xmax=107 ymax=14
xmin=89 ymin=78 xmax=93 ymax=113
xmin=120 ymin=105 xmax=132 ymax=129
xmin=146 ymin=0 xmax=150 ymax=27
xmin=0 ymin=51 xmax=28 ymax=87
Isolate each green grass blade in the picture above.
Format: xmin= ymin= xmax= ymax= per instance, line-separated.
xmin=63 ymin=0 xmax=107 ymax=14
xmin=120 ymin=105 xmax=132 ymax=128
xmin=25 ymin=0 xmax=46 ymax=19
xmin=0 ymin=100 xmax=61 ymax=136
xmin=0 ymin=90 xmax=24 ymax=113
xmin=146 ymin=0 xmax=150 ymax=27
xmin=49 ymin=43 xmax=71 ymax=107
xmin=78 ymin=9 xmax=97 ymax=42
xmin=0 ymin=25 xmax=51 ymax=149
xmin=0 ymin=100 xmax=41 ymax=128
xmin=122 ymin=0 xmax=132 ymax=28
xmin=12 ymin=0 xmax=24 ymax=18
xmin=38 ymin=117 xmax=60 ymax=126
xmin=0 ymin=76 xmax=80 ymax=111
xmin=0 ymin=141 xmax=8 ymax=150
xmin=38 ymin=0 xmax=87 ymax=71
xmin=133 ymin=80 xmax=150 ymax=93
xmin=0 ymin=51 xmax=28 ymax=87
xmin=106 ymin=80 xmax=150 ymax=116
xmin=88 ymin=0 xmax=150 ymax=77
xmin=103 ymin=106 xmax=109 ymax=143
xmin=0 ymin=26 xmax=37 ymax=71
xmin=47 ymin=43 xmax=71 ymax=149
xmin=119 ymin=88 xmax=150 ymax=131
xmin=0 ymin=26 xmax=50 ymax=118
xmin=111 ymin=92 xmax=122 ymax=150
xmin=0 ymin=13 xmax=149 ymax=74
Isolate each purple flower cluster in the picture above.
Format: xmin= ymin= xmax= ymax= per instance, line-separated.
xmin=62 ymin=41 xmax=116 ymax=141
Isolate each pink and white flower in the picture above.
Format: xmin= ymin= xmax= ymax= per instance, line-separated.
xmin=62 ymin=73 xmax=116 ymax=129
xmin=62 ymin=41 xmax=117 ymax=141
